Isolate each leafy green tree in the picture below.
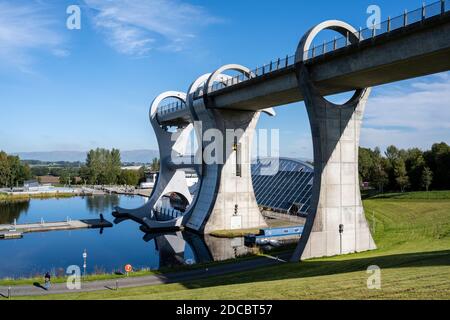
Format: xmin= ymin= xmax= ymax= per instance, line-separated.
xmin=18 ymin=163 xmax=32 ymax=185
xmin=0 ymin=151 xmax=11 ymax=187
xmin=393 ymin=158 xmax=410 ymax=192
xmin=358 ymin=147 xmax=374 ymax=183
xmin=385 ymin=145 xmax=401 ymax=190
xmin=109 ymin=148 xmax=122 ymax=184
xmin=385 ymin=145 xmax=400 ymax=162
xmin=424 ymin=142 xmax=450 ymax=190
xmin=372 ymin=156 xmax=389 ymax=193
xmin=31 ymin=166 xmax=50 ymax=177
xmin=7 ymin=155 xmax=22 ymax=187
xmin=59 ymin=170 xmax=71 ymax=185
xmin=71 ymin=176 xmax=78 ymax=185
xmin=84 ymin=148 xmax=122 ymax=185
xmin=151 ymin=158 xmax=160 ymax=172
xmin=119 ymin=170 xmax=140 ymax=186
xmin=85 ymin=149 xmax=100 ymax=184
xmin=49 ymin=168 xmax=66 ymax=177
xmin=138 ymin=166 xmax=147 ymax=184
xmin=79 ymin=166 xmax=90 ymax=185
xmin=404 ymin=148 xmax=425 ymax=190
xmin=0 ymin=152 xmax=31 ymax=187
xmin=421 ymin=167 xmax=433 ymax=192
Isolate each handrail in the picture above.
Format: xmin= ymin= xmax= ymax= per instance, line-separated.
xmin=157 ymin=100 xmax=187 ymax=117
xmin=157 ymin=0 xmax=448 ymax=111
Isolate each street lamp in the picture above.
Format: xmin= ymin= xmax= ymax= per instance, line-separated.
xmin=82 ymin=249 xmax=87 ymax=278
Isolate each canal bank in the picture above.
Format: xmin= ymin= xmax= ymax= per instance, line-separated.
xmin=0 ymin=252 xmax=290 ymax=297
xmin=0 ymin=194 xmax=297 ymax=280
xmin=0 ymin=218 xmax=113 ymax=239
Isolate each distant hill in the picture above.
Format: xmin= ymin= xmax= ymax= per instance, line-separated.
xmin=15 ymin=150 xmax=159 ymax=164
xmin=121 ymin=150 xmax=159 ymax=163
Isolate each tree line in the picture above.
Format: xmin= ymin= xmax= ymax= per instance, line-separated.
xmin=0 ymin=149 xmax=162 ymax=188
xmin=4 ymin=142 xmax=447 ymax=192
xmin=29 ymin=148 xmax=147 ymax=186
xmin=77 ymin=149 xmax=159 ymax=186
xmin=359 ymin=142 xmax=450 ymax=192
xmin=0 ymin=151 xmax=32 ymax=188
xmin=79 ymin=148 xmax=122 ymax=185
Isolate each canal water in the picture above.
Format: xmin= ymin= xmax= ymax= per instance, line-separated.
xmin=0 ymin=195 xmax=250 ymax=279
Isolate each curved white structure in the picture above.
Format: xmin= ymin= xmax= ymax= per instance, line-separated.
xmin=185 ymin=65 xmax=270 ymax=233
xmin=115 ymin=21 xmax=380 ymax=260
xmin=115 ymin=65 xmax=274 ymax=233
xmin=113 ymin=91 xmax=193 ymax=228
xmin=295 ymin=20 xmax=360 ymax=62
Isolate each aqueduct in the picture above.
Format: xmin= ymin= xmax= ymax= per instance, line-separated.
xmin=114 ymin=1 xmax=450 ymax=260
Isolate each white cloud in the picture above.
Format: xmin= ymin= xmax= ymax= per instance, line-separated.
xmin=84 ymin=0 xmax=219 ymax=56
xmin=285 ymin=132 xmax=313 ymax=160
xmin=361 ymin=72 xmax=450 ymax=150
xmin=0 ymin=2 xmax=66 ymax=70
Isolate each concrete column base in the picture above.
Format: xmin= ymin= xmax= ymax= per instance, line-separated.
xmin=186 ymin=109 xmax=267 ymax=233
xmin=292 ymin=64 xmax=376 ymax=261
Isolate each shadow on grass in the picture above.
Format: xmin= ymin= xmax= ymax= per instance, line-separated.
xmin=365 ymin=191 xmax=450 ymax=200
xmin=33 ymin=282 xmax=48 ymax=291
xmin=170 ymin=249 xmax=450 ymax=290
xmin=104 ymin=286 xmax=117 ymax=291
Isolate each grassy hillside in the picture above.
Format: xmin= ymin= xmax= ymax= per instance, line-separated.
xmin=17 ymin=191 xmax=450 ymax=300
xmin=368 ymin=190 xmax=450 ymax=200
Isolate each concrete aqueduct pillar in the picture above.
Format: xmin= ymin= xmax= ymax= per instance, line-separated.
xmin=292 ymin=21 xmax=376 ymax=260
xmin=184 ymin=65 xmax=269 ymax=234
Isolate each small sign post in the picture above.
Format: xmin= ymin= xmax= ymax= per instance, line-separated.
xmin=124 ymin=264 xmax=133 ymax=276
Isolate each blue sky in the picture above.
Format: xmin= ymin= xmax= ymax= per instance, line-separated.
xmin=0 ymin=0 xmax=449 ymax=158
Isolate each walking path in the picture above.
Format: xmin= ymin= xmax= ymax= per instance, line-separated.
xmin=0 ymin=254 xmax=289 ymax=298
xmin=0 ymin=219 xmax=112 ymax=239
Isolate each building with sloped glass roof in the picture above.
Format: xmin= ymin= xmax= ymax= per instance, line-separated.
xmin=251 ymin=158 xmax=314 ymax=216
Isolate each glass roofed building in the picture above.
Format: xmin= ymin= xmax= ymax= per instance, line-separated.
xmin=251 ymin=158 xmax=314 ymax=216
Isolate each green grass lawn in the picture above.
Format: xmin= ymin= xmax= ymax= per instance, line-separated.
xmin=368 ymin=190 xmax=450 ymax=200
xmin=0 ymin=192 xmax=76 ymax=202
xmin=0 ymin=270 xmax=160 ymax=287
xmin=15 ymin=191 xmax=450 ymax=300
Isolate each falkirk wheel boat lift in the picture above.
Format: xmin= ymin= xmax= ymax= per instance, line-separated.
xmin=111 ymin=16 xmax=447 ymax=261
xmin=113 ymin=19 xmax=391 ymax=261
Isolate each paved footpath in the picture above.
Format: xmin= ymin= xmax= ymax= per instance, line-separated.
xmin=0 ymin=254 xmax=289 ymax=297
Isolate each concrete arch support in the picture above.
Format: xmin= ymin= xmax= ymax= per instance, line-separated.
xmin=185 ymin=65 xmax=268 ymax=233
xmin=147 ymin=93 xmax=192 ymax=214
xmin=114 ymin=91 xmax=192 ymax=225
xmin=292 ymin=21 xmax=376 ymax=261
xmin=295 ymin=20 xmax=360 ymax=62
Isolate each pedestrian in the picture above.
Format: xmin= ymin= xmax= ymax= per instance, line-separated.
xmin=44 ymin=272 xmax=51 ymax=290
